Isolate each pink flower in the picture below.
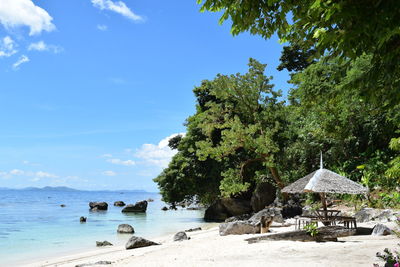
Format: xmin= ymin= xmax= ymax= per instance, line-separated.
xmin=394 ymin=262 xmax=399 ymax=267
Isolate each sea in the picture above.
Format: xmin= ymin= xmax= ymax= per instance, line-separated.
xmin=0 ymin=188 xmax=206 ymax=266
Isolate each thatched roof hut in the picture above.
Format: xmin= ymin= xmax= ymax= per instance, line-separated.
xmin=281 ymin=169 xmax=368 ymax=195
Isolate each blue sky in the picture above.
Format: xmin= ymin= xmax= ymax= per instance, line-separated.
xmin=0 ymin=0 xmax=290 ymax=191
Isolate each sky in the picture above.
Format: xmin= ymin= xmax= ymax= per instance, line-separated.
xmin=0 ymin=0 xmax=290 ymax=191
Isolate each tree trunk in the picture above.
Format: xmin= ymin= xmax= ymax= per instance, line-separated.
xmin=268 ymin=166 xmax=285 ymax=190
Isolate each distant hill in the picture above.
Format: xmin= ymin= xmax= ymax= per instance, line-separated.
xmin=23 ymin=186 xmax=81 ymax=192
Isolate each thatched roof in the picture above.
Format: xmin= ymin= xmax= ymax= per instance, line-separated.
xmin=281 ymin=168 xmax=368 ymax=195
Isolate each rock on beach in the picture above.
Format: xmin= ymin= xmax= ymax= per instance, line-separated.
xmin=125 ymin=236 xmax=159 ymax=250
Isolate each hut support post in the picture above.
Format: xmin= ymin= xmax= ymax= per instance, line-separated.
xmin=320 ymin=193 xmax=328 ymax=219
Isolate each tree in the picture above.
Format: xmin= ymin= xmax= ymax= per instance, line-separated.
xmin=155 ymin=59 xmax=289 ymax=204
xmin=197 ymin=0 xmax=400 ymax=104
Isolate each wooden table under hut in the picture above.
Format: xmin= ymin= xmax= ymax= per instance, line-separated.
xmin=281 ymin=154 xmax=368 ymax=231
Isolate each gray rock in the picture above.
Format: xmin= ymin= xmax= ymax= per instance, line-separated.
xmin=185 ymin=227 xmax=202 ymax=232
xmin=221 ymin=198 xmax=252 ymax=216
xmin=355 ymin=208 xmax=381 ymax=222
xmin=75 ymin=261 xmax=112 ymax=267
xmin=281 ymin=204 xmax=303 ymax=218
xmin=173 ymin=231 xmax=188 ymax=241
xmin=219 ymin=221 xmax=259 ymax=236
xmin=96 ymin=240 xmax=113 ymax=247
xmin=147 ymin=198 xmax=154 ymax=202
xmin=80 ymin=216 xmax=87 ymax=223
xmin=89 ymin=202 xmax=108 ymax=211
xmin=204 ymin=200 xmax=230 ymax=222
xmin=249 ymin=208 xmax=283 ymax=224
xmin=125 ymin=236 xmax=159 ymax=250
xmin=161 ymin=206 xmax=168 ymax=211
xmin=355 ymin=208 xmax=399 ymax=223
xmin=60 ymin=204 xmax=66 ymax=208
xmin=114 ymin=201 xmax=125 ymax=207
xmin=117 ymin=224 xmax=134 ymax=234
xmin=372 ymin=224 xmax=392 ymax=236
xmin=122 ymin=200 xmax=148 ymax=213
xmin=204 ymin=198 xmax=252 ymax=222
xmin=250 ymin=182 xmax=276 ymax=212
xmin=225 ymin=214 xmax=252 ymax=223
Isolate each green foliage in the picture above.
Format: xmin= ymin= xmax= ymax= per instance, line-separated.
xmin=197 ymin=0 xmax=400 ymax=104
xmin=304 ymin=222 xmax=319 ymax=237
xmin=155 ymin=59 xmax=289 ymax=203
xmin=386 ymin=137 xmax=400 ymax=185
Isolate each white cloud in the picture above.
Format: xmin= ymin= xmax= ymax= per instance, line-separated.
xmin=107 ymin=158 xmax=135 ymax=166
xmin=91 ymin=0 xmax=143 ymax=21
xmin=101 ymin=153 xmax=113 ymax=158
xmin=10 ymin=169 xmax=25 ymax=175
xmin=135 ymin=133 xmax=185 ymax=168
xmin=97 ymin=24 xmax=108 ymax=31
xmin=35 ymin=171 xmax=58 ymax=178
xmin=12 ymin=55 xmax=29 ymax=69
xmin=102 ymin=170 xmax=116 ymax=176
xmin=28 ymin=41 xmax=62 ymax=53
xmin=0 ymin=0 xmax=55 ymax=35
xmin=0 ymin=36 xmax=17 ymax=57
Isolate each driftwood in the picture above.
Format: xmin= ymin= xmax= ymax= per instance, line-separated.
xmin=246 ymin=226 xmax=357 ymax=243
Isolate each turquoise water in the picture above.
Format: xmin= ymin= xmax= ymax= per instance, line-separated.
xmin=0 ymin=189 xmax=205 ymax=265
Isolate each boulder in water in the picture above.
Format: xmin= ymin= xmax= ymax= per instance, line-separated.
xmin=89 ymin=202 xmax=108 ymax=211
xmin=122 ymin=200 xmax=148 ymax=213
xmin=80 ymin=216 xmax=87 ymax=223
xmin=114 ymin=201 xmax=125 ymax=207
xmin=96 ymin=240 xmax=113 ymax=247
xmin=117 ymin=224 xmax=135 ymax=234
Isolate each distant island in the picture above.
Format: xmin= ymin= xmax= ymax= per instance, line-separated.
xmin=0 ymin=186 xmax=149 ymax=193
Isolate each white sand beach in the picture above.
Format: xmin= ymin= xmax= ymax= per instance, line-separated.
xmin=23 ymin=223 xmax=398 ymax=267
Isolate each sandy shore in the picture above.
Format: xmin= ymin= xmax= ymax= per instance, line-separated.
xmin=23 ymin=223 xmax=398 ymax=267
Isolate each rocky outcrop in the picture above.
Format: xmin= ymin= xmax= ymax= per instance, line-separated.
xmin=249 ymin=208 xmax=283 ymax=224
xmin=204 ymin=198 xmax=252 ymax=222
xmin=372 ymin=224 xmax=393 ymax=236
xmin=204 ymin=200 xmax=230 ymax=222
xmin=96 ymin=241 xmax=113 ymax=247
xmin=219 ymin=221 xmax=260 ymax=236
xmin=173 ymin=231 xmax=189 ymax=241
xmin=80 ymin=216 xmax=87 ymax=223
xmin=117 ymin=224 xmax=134 ymax=234
xmin=355 ymin=208 xmax=399 ymax=223
xmin=225 ymin=214 xmax=252 ymax=223
xmin=250 ymin=182 xmax=276 ymax=212
xmin=125 ymin=236 xmax=159 ymax=250
xmin=122 ymin=200 xmax=148 ymax=213
xmin=281 ymin=203 xmax=303 ymax=218
xmin=89 ymin=202 xmax=108 ymax=211
xmin=114 ymin=201 xmax=125 ymax=207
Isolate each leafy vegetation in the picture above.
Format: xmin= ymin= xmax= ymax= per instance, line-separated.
xmin=197 ymin=0 xmax=400 ymax=105
xmin=155 ymin=2 xmax=400 ymax=207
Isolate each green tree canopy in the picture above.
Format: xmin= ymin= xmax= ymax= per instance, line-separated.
xmin=198 ymin=0 xmax=400 ymax=104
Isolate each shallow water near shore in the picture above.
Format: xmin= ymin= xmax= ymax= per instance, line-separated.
xmin=0 ymin=189 xmax=206 ymax=265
